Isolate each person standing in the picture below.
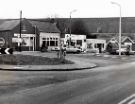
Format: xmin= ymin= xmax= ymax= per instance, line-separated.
xmin=126 ymin=45 xmax=130 ymax=56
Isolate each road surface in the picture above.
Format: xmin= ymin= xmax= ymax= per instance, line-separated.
xmin=0 ymin=53 xmax=135 ymax=104
xmin=0 ymin=62 xmax=135 ymax=104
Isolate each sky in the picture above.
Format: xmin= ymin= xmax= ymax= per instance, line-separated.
xmin=0 ymin=0 xmax=135 ymax=19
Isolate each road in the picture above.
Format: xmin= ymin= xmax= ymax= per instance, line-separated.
xmin=0 ymin=54 xmax=135 ymax=104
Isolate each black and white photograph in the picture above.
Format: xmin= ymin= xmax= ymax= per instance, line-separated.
xmin=0 ymin=0 xmax=135 ymax=103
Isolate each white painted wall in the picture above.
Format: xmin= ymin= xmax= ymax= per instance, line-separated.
xmin=40 ymin=32 xmax=60 ymax=49
xmin=64 ymin=34 xmax=87 ymax=51
xmin=13 ymin=33 xmax=35 ymax=47
xmin=87 ymin=39 xmax=106 ymax=51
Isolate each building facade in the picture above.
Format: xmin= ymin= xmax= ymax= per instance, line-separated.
xmin=62 ymin=34 xmax=87 ymax=52
xmin=0 ymin=19 xmax=61 ymax=51
xmin=87 ymin=39 xmax=106 ymax=53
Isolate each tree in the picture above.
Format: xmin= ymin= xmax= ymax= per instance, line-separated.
xmin=71 ymin=20 xmax=89 ymax=35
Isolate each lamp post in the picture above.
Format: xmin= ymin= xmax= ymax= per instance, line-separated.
xmin=69 ymin=9 xmax=77 ymax=46
xmin=111 ymin=1 xmax=122 ymax=56
xmin=34 ymin=25 xmax=37 ymax=51
xmin=19 ymin=10 xmax=22 ymax=52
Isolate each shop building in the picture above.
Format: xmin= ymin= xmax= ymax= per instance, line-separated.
xmin=86 ymin=39 xmax=106 ymax=53
xmin=0 ymin=19 xmax=37 ymax=51
xmin=29 ymin=20 xmax=61 ymax=51
xmin=0 ymin=19 xmax=61 ymax=51
xmin=62 ymin=34 xmax=87 ymax=52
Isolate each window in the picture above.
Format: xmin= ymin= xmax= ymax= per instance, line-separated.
xmin=42 ymin=38 xmax=46 ymax=40
xmin=56 ymin=41 xmax=58 ymax=46
xmin=50 ymin=41 xmax=55 ymax=46
xmin=77 ymin=40 xmax=82 ymax=46
xmin=71 ymin=41 xmax=75 ymax=46
xmin=47 ymin=41 xmax=49 ymax=46
xmin=102 ymin=44 xmax=104 ymax=48
xmin=87 ymin=43 xmax=92 ymax=48
xmin=94 ymin=44 xmax=97 ymax=48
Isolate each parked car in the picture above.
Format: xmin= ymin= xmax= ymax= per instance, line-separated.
xmin=116 ymin=48 xmax=126 ymax=55
xmin=116 ymin=48 xmax=135 ymax=55
xmin=86 ymin=49 xmax=99 ymax=53
xmin=51 ymin=47 xmax=60 ymax=51
xmin=66 ymin=47 xmax=81 ymax=54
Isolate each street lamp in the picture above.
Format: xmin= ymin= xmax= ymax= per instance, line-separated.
xmin=19 ymin=10 xmax=22 ymax=52
xmin=111 ymin=1 xmax=122 ymax=56
xmin=69 ymin=9 xmax=77 ymax=46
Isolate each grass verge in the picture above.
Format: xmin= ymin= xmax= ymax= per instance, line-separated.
xmin=0 ymin=54 xmax=74 ymax=65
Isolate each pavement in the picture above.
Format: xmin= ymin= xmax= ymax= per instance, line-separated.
xmin=0 ymin=51 xmax=96 ymax=71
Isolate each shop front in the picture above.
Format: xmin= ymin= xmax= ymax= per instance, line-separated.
xmin=40 ymin=32 xmax=60 ymax=51
xmin=13 ymin=33 xmax=37 ymax=51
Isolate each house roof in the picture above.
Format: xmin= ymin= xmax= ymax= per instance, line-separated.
xmin=29 ymin=20 xmax=60 ymax=33
xmin=109 ymin=36 xmax=135 ymax=44
xmin=0 ymin=20 xmax=20 ymax=31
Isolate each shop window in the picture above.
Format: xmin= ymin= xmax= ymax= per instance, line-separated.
xmin=71 ymin=41 xmax=75 ymax=47
xmin=77 ymin=40 xmax=82 ymax=46
xmin=42 ymin=41 xmax=47 ymax=47
xmin=50 ymin=41 xmax=55 ymax=46
xmin=102 ymin=44 xmax=104 ymax=48
xmin=56 ymin=41 xmax=58 ymax=46
xmin=87 ymin=43 xmax=92 ymax=48
xmin=95 ymin=44 xmax=97 ymax=48
xmin=97 ymin=44 xmax=102 ymax=48
xmin=47 ymin=41 xmax=49 ymax=46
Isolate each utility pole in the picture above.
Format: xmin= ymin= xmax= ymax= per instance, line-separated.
xmin=69 ymin=9 xmax=77 ymax=47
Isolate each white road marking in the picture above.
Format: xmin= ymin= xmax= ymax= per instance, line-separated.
xmin=128 ymin=99 xmax=135 ymax=104
xmin=118 ymin=94 xmax=135 ymax=104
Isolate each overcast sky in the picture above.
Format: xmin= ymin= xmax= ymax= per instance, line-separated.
xmin=0 ymin=0 xmax=135 ymax=19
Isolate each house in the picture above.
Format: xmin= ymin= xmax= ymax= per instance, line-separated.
xmin=107 ymin=36 xmax=135 ymax=51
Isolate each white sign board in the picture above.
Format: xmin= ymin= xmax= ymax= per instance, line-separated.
xmin=12 ymin=38 xmax=23 ymax=43
xmin=14 ymin=33 xmax=35 ymax=37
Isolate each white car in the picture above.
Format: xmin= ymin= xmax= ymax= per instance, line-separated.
xmin=66 ymin=47 xmax=81 ymax=53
